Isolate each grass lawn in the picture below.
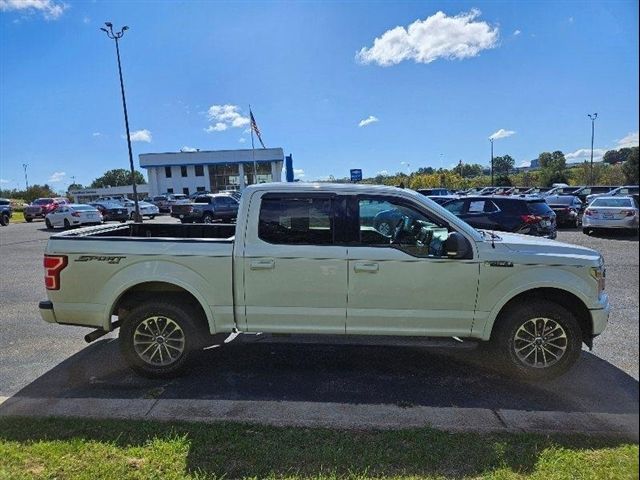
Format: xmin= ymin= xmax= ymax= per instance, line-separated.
xmin=0 ymin=417 xmax=637 ymax=479
xmin=8 ymin=211 xmax=25 ymax=223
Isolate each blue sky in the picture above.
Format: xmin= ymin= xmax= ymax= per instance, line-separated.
xmin=1 ymin=0 xmax=638 ymax=190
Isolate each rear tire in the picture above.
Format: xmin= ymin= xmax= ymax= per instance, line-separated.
xmin=149 ymin=215 xmax=156 ymax=220
xmin=45 ymin=218 xmax=53 ymax=229
xmin=0 ymin=213 xmax=8 ymax=226
xmin=119 ymin=300 xmax=206 ymax=378
xmin=25 ymin=217 xmax=33 ymax=223
xmin=202 ymin=213 xmax=214 ymax=224
xmin=490 ymin=299 xmax=582 ymax=381
xmin=63 ymin=219 xmax=70 ymax=229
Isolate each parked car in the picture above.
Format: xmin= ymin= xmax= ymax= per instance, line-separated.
xmin=427 ymin=195 xmax=459 ymax=206
xmin=545 ymin=195 xmax=584 ymax=228
xmin=442 ymin=196 xmax=557 ymax=238
xmin=39 ymin=183 xmax=609 ymax=381
xmin=45 ymin=204 xmax=102 ymax=229
xmin=478 ymin=187 xmax=498 ymax=196
xmin=541 ymin=186 xmax=582 ymax=197
xmin=417 ymin=188 xmax=452 ymax=196
xmin=151 ymin=194 xmax=189 ymax=213
xmin=522 ymin=187 xmax=552 ymax=196
xmin=24 ymin=197 xmax=69 ymax=222
xmin=0 ymin=198 xmax=12 ymax=226
xmin=571 ymin=186 xmax=616 ymax=204
xmin=89 ymin=202 xmax=129 ymax=223
xmin=121 ymin=200 xmax=160 ymax=219
xmin=170 ymin=194 xmax=239 ymax=223
xmin=585 ymin=185 xmax=639 ymax=205
xmin=582 ymin=196 xmax=639 ymax=234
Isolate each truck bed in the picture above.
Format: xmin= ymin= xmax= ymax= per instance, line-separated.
xmin=53 ymin=222 xmax=236 ymax=241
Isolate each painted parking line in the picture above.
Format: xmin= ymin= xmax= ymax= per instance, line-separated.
xmin=1 ymin=396 xmax=637 ymax=440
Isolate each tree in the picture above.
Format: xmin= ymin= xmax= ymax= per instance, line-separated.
xmin=538 ymin=151 xmax=568 ymax=186
xmin=67 ymin=183 xmax=84 ymax=191
xmin=493 ymin=155 xmax=515 ymax=176
xmin=603 ymin=150 xmax=622 ymax=165
xmin=495 ymin=175 xmax=513 ymax=187
xmin=90 ymin=168 xmax=147 ymax=188
xmin=622 ymin=147 xmax=639 ymax=184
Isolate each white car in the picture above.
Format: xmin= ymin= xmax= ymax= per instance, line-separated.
xmin=45 ymin=204 xmax=102 ymax=229
xmin=121 ymin=200 xmax=160 ymax=219
xmin=583 ymin=196 xmax=639 ymax=234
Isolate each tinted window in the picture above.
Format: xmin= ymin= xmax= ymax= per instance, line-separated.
xmin=546 ymin=196 xmax=573 ymax=205
xmin=194 ymin=196 xmax=211 ymax=204
xmin=496 ymin=199 xmax=527 ymax=214
xmin=183 ymin=187 xmax=189 ymax=195
xmin=35 ymin=198 xmax=54 ymax=205
xmin=153 ymin=196 xmax=166 ymax=201
xmin=591 ymin=198 xmax=633 ymax=208
xmin=165 ymin=166 xmax=172 ymax=178
xmin=195 ymin=165 xmax=204 ymax=177
xmin=592 ymin=187 xmax=613 ymax=194
xmin=527 ymin=200 xmax=554 ymax=215
xmin=443 ymin=200 xmax=465 ymax=214
xmin=181 ymin=166 xmax=188 ymax=177
xmin=259 ymin=196 xmax=333 ymax=245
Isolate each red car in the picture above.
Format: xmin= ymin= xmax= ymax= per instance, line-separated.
xmin=24 ymin=197 xmax=69 ymax=222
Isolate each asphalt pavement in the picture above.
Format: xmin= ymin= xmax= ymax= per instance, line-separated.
xmin=1 ymin=217 xmax=638 ymax=427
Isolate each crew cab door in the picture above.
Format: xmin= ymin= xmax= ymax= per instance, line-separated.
xmin=241 ymin=192 xmax=348 ymax=334
xmin=346 ymin=195 xmax=480 ymax=337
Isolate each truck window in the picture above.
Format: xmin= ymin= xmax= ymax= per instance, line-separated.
xmin=259 ymin=196 xmax=334 ymax=245
xmin=358 ymin=197 xmax=449 ymax=257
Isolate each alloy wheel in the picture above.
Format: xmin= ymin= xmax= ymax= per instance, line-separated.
xmin=133 ymin=316 xmax=186 ymax=366
xmin=513 ymin=317 xmax=568 ymax=368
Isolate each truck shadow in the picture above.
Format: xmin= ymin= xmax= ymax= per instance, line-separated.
xmin=4 ymin=335 xmax=638 ymax=415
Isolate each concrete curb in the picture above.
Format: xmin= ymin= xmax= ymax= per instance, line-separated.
xmin=0 ymin=396 xmax=637 ymax=441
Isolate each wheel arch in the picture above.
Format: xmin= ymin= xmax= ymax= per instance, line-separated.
xmin=485 ymin=287 xmax=593 ymax=346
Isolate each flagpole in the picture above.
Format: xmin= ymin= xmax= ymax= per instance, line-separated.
xmin=250 ymin=105 xmax=257 ymax=185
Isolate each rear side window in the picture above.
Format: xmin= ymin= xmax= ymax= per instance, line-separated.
xmin=496 ymin=199 xmax=527 ymax=214
xmin=259 ymin=196 xmax=334 ymax=245
xmin=443 ymin=200 xmax=465 ymax=214
xmin=194 ymin=196 xmax=211 ymax=204
xmin=527 ymin=200 xmax=554 ymax=215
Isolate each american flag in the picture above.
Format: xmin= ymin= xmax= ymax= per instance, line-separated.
xmin=250 ymin=109 xmax=266 ymax=149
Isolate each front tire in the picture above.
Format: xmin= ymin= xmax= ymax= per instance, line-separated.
xmin=119 ymin=300 xmax=205 ymax=378
xmin=0 ymin=213 xmax=8 ymax=226
xmin=25 ymin=217 xmax=33 ymax=223
xmin=63 ymin=219 xmax=71 ymax=229
xmin=490 ymin=300 xmax=582 ymax=381
xmin=202 ymin=213 xmax=214 ymax=224
xmin=45 ymin=218 xmax=53 ymax=229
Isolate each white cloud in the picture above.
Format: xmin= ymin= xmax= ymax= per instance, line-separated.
xmin=205 ymin=104 xmax=249 ymax=133
xmin=82 ymin=16 xmax=90 ymax=24
xmin=565 ymin=148 xmax=606 ymax=162
xmin=92 ymin=132 xmax=102 ymax=137
xmin=0 ymin=178 xmax=9 ymax=184
xmin=358 ymin=115 xmax=379 ymax=127
xmin=489 ymin=128 xmax=516 ymax=140
xmin=49 ymin=171 xmax=66 ymax=183
xmin=293 ymin=169 xmax=305 ymax=178
xmin=513 ymin=29 xmax=521 ymax=36
xmin=238 ymin=138 xmax=247 ymax=143
xmin=376 ymin=170 xmax=389 ymax=176
xmin=180 ymin=146 xmax=197 ymax=152
xmin=356 ymin=9 xmax=499 ymax=66
xmin=205 ymin=122 xmax=228 ymax=133
xmin=128 ymin=129 xmax=152 ymax=143
xmin=0 ymin=0 xmax=67 ymax=20
xmin=568 ymin=16 xmax=574 ymax=23
xmin=615 ymin=131 xmax=639 ymax=149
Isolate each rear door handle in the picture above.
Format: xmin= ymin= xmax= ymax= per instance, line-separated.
xmin=354 ymin=262 xmax=379 ymax=273
xmin=250 ymin=258 xmax=275 ymax=270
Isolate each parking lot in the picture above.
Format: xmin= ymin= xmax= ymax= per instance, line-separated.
xmin=0 ymin=217 xmax=638 ymax=423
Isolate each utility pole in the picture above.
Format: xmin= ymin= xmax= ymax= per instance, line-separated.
xmin=101 ymin=22 xmax=142 ymax=222
xmin=489 ymin=138 xmax=494 ymax=187
xmin=588 ymin=113 xmax=598 ymax=184
xmin=22 ymin=163 xmax=29 ymax=190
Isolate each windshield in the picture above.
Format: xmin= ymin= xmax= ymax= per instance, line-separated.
xmin=34 ymin=198 xmax=54 ymax=205
xmin=591 ymin=198 xmax=634 ymax=208
xmin=71 ymin=205 xmax=98 ymax=211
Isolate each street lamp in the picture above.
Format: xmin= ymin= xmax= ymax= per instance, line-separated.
xmin=588 ymin=113 xmax=598 ymax=184
xmin=100 ymin=22 xmax=142 ymax=222
xmin=22 ymin=163 xmax=29 ymax=190
xmin=489 ymin=138 xmax=494 ymax=187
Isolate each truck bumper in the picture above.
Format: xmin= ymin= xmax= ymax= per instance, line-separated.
xmin=39 ymin=300 xmax=57 ymax=323
xmin=590 ymin=292 xmax=611 ymax=336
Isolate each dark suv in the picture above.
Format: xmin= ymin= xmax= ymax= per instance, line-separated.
xmin=171 ymin=194 xmax=239 ymax=223
xmin=442 ymin=196 xmax=557 ymax=238
xmin=0 ymin=198 xmax=12 ymax=226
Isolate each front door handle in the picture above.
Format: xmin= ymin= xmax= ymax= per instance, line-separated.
xmin=250 ymin=258 xmax=275 ymax=270
xmin=354 ymin=262 xmax=379 ymax=273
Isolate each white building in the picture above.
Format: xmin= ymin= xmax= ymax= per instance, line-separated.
xmin=69 ymin=184 xmax=150 ymax=203
xmin=139 ymin=148 xmax=285 ymax=198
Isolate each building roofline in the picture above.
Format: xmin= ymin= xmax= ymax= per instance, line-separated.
xmin=139 ymin=147 xmax=284 ymax=157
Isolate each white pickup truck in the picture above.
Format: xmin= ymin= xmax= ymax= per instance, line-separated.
xmin=40 ymin=183 xmax=610 ymax=380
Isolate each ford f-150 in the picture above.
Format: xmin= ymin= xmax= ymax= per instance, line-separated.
xmin=39 ymin=183 xmax=610 ymax=380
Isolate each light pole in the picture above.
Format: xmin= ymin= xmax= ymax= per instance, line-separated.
xmin=489 ymin=138 xmax=494 ymax=187
xmin=588 ymin=113 xmax=598 ymax=184
xmin=22 ymin=163 xmax=29 ymax=190
xmin=100 ymin=22 xmax=142 ymax=222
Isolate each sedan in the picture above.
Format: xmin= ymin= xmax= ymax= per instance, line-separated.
xmin=582 ymin=196 xmax=639 ymax=234
xmin=45 ymin=204 xmax=102 ymax=229
xmin=89 ymin=202 xmax=129 ymax=222
xmin=545 ymin=195 xmax=583 ymax=228
xmin=121 ymin=200 xmax=160 ymax=219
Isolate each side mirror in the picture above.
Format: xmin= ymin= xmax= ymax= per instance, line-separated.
xmin=445 ymin=232 xmax=472 ymax=259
